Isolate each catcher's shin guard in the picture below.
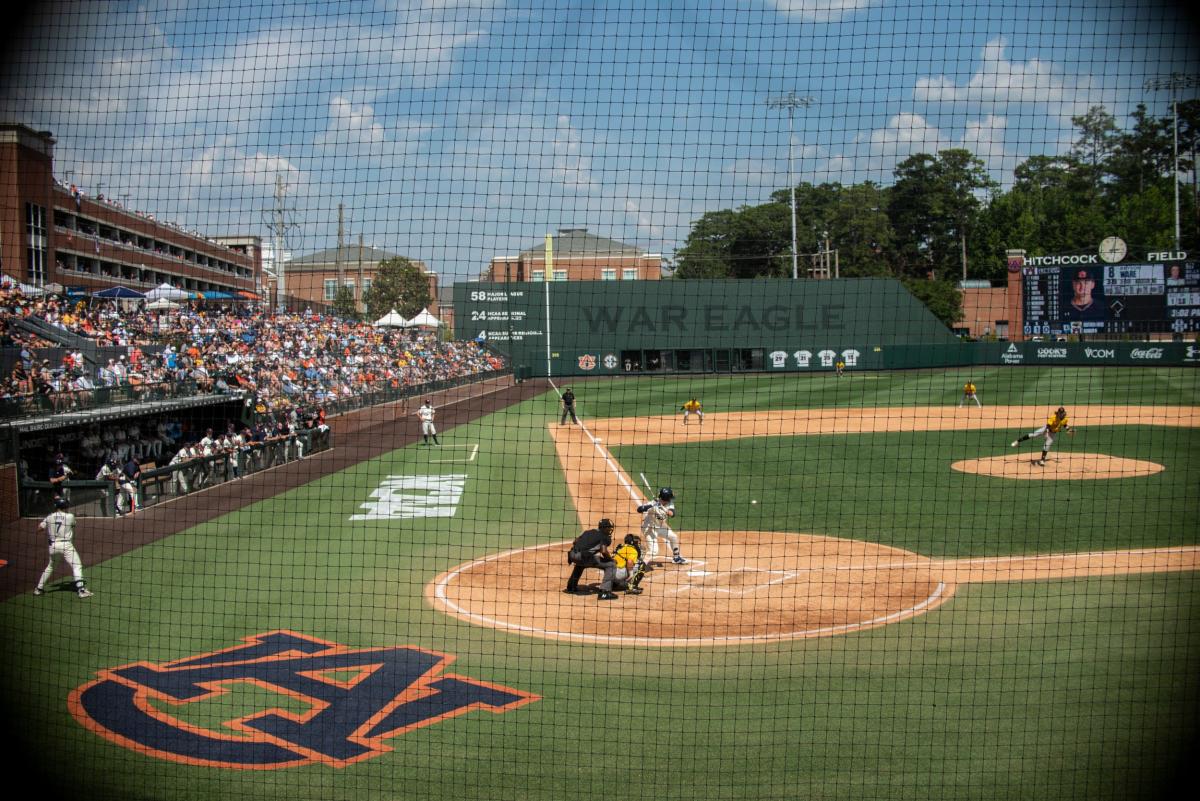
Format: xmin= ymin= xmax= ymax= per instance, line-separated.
xmin=629 ymin=562 xmax=646 ymax=589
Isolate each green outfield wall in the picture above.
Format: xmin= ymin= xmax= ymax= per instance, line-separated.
xmin=455 ymin=278 xmax=957 ymax=376
xmin=454 ymin=280 xmax=1200 ymax=376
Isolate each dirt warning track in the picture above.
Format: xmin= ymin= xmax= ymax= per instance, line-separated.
xmin=427 ymin=405 xmax=1200 ymax=646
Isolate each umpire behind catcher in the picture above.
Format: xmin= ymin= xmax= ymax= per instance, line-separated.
xmin=564 ymin=518 xmax=619 ymax=600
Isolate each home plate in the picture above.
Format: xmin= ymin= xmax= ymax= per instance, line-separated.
xmin=687 ymin=570 xmax=710 ymax=577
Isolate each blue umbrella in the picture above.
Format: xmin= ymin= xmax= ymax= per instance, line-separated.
xmin=93 ymin=285 xmax=146 ymax=299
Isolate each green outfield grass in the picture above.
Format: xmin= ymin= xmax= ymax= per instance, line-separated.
xmin=2 ymin=367 xmax=1197 ymax=800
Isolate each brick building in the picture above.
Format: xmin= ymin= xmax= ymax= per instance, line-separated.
xmin=1 ymin=123 xmax=259 ymax=296
xmin=279 ymin=245 xmax=437 ymax=315
xmin=484 ymin=228 xmax=662 ymax=282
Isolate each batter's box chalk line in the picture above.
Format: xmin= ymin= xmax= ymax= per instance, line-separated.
xmin=671 ymin=565 xmax=800 ymax=596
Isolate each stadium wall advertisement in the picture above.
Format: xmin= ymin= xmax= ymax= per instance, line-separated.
xmin=454 ymin=279 xmax=1200 ymax=377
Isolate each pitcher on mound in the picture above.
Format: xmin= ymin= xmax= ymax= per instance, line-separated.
xmin=637 ymin=487 xmax=685 ymax=565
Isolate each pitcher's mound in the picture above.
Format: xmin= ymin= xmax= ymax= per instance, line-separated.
xmin=428 ymin=531 xmax=952 ymax=647
xmin=952 ymin=452 xmax=1164 ymax=480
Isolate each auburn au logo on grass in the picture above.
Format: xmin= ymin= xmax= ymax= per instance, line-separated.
xmin=69 ymin=630 xmax=539 ymax=769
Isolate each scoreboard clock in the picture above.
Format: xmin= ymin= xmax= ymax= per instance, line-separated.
xmin=1099 ymin=236 xmax=1127 ymax=264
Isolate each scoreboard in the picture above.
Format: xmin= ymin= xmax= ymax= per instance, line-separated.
xmin=1022 ymin=261 xmax=1200 ymax=336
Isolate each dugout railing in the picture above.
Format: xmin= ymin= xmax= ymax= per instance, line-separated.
xmin=17 ymin=427 xmax=332 ymax=518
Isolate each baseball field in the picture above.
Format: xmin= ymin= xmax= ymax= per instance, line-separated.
xmin=2 ymin=366 xmax=1198 ymax=800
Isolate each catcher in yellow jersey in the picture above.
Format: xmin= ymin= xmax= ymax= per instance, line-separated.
xmin=1011 ymin=406 xmax=1073 ymax=466
xmin=681 ymin=397 xmax=704 ymax=426
xmin=612 ymin=534 xmax=646 ymax=595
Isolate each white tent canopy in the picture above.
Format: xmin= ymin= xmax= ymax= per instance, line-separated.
xmin=403 ymin=308 xmax=443 ymax=328
xmin=145 ymin=282 xmax=191 ymax=301
xmin=146 ymin=297 xmax=180 ymax=310
xmin=373 ymin=308 xmax=408 ymax=327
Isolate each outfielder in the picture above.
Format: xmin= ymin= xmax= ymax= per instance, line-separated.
xmin=959 ymin=381 xmax=982 ymax=408
xmin=681 ymin=398 xmax=704 ymax=426
xmin=417 ymin=399 xmax=440 ymax=446
xmin=34 ymin=498 xmax=93 ymax=598
xmin=1011 ymin=406 xmax=1072 ymax=466
xmin=637 ymin=487 xmax=685 ymax=564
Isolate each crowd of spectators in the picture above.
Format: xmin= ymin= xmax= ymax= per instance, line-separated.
xmin=1 ymin=284 xmax=505 ymax=419
xmin=6 ymin=281 xmax=504 ymax=513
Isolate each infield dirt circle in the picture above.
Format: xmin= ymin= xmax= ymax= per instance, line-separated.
xmin=430 ymin=532 xmax=949 ymax=646
xmin=426 ymin=405 xmax=1200 ymax=646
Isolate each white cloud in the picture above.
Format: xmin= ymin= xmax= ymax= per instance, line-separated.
xmin=184 ymin=140 xmax=301 ymax=191
xmin=551 ymin=115 xmax=595 ymax=189
xmin=914 ymin=37 xmax=1098 ymax=122
xmin=765 ymin=0 xmax=881 ymax=23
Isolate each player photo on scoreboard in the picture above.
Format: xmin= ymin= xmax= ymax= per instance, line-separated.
xmin=1061 ymin=267 xmax=1106 ymax=324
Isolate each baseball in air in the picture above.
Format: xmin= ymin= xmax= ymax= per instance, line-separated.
xmin=751 ymin=500 xmax=758 ymax=504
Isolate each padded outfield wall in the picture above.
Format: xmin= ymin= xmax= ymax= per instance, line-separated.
xmin=454 ymin=278 xmax=958 ymax=377
xmin=454 ymin=279 xmax=1200 ymax=376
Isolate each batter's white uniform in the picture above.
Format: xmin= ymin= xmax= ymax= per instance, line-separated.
xmin=36 ymin=510 xmax=90 ymax=595
xmin=638 ymin=499 xmax=680 ymax=562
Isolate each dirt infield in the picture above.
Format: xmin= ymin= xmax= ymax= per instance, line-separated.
xmin=428 ymin=405 xmax=1200 ymax=646
xmin=429 ymin=532 xmax=949 ymax=646
xmin=952 ymin=453 xmax=1164 ymax=479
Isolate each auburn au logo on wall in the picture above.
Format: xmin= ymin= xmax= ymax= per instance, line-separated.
xmin=69 ymin=631 xmax=539 ymax=769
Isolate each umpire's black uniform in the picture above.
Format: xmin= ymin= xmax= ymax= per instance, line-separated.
xmin=565 ymin=518 xmax=618 ymax=599
xmin=560 ymin=388 xmax=579 ymax=425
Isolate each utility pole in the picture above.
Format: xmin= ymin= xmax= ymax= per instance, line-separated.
xmin=336 ymin=203 xmax=345 ymax=300
xmin=767 ymin=92 xmax=816 ymax=279
xmin=357 ymin=233 xmax=365 ymax=314
xmin=1145 ymin=73 xmax=1200 ymax=251
xmin=262 ymin=175 xmax=298 ymax=311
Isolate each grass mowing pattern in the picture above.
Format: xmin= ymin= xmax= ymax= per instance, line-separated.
xmin=1 ymin=367 xmax=1197 ymax=800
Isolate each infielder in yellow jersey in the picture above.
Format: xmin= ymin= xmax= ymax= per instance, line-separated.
xmin=959 ymin=381 xmax=982 ymax=408
xmin=680 ymin=398 xmax=704 ymax=426
xmin=1011 ymin=406 xmax=1072 ymax=466
xmin=612 ymin=534 xmax=646 ymax=595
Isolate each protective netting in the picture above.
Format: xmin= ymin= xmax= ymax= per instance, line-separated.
xmin=1 ymin=2 xmax=1198 ymax=800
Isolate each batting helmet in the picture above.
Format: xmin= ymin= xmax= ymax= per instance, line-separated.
xmin=54 ymin=497 xmax=69 ymax=510
xmin=597 ymin=518 xmax=615 ymax=531
xmin=658 ymin=487 xmax=674 ymax=502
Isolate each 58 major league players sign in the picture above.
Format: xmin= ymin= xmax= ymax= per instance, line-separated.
xmin=70 ymin=631 xmax=538 ymax=768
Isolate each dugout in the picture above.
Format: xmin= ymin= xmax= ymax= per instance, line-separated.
xmin=3 ymin=393 xmax=250 ymax=519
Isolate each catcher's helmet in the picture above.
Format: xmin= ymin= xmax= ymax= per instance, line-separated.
xmin=597 ymin=518 xmax=615 ymax=531
xmin=1056 ymin=406 xmax=1066 ymax=416
xmin=54 ymin=497 xmax=69 ymax=510
xmin=624 ymin=533 xmax=641 ymax=547
xmin=658 ymin=487 xmax=674 ymax=502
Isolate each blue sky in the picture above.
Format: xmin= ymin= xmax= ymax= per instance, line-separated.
xmin=2 ymin=0 xmax=1197 ymax=281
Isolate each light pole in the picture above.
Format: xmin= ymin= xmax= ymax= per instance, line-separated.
xmin=1144 ymin=73 xmax=1200 ymax=251
xmin=767 ymin=92 xmax=815 ymax=279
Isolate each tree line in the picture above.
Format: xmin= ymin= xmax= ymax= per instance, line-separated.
xmin=671 ymin=102 xmax=1200 ymax=325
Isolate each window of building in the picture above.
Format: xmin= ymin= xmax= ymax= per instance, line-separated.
xmin=25 ymin=202 xmax=47 ymax=284
xmin=361 ymin=279 xmax=372 ymax=296
xmin=601 ymin=268 xmax=616 ymax=280
xmin=531 ymin=270 xmax=544 ymax=282
xmin=323 ymin=279 xmax=338 ymax=300
xmin=553 ymin=270 xmax=567 ymax=281
xmin=623 ymin=268 xmax=639 ymax=280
